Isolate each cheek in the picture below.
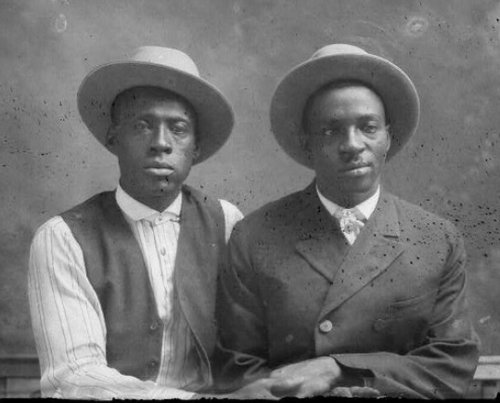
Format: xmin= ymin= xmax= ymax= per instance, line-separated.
xmin=174 ymin=137 xmax=197 ymax=154
xmin=313 ymin=139 xmax=338 ymax=160
xmin=168 ymin=143 xmax=196 ymax=167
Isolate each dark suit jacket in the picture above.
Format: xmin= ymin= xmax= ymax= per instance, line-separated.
xmin=215 ymin=183 xmax=479 ymax=398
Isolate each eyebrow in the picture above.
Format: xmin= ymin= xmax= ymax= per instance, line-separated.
xmin=323 ymin=114 xmax=384 ymax=124
xmin=132 ymin=112 xmax=194 ymax=123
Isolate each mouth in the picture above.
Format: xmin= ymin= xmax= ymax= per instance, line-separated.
xmin=340 ymin=163 xmax=372 ymax=176
xmin=144 ymin=164 xmax=175 ymax=177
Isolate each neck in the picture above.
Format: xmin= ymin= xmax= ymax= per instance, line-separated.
xmin=139 ymin=193 xmax=180 ymax=212
xmin=316 ymin=182 xmax=378 ymax=209
xmin=120 ymin=183 xmax=181 ymax=212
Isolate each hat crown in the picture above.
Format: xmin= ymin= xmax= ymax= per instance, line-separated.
xmin=128 ymin=46 xmax=200 ymax=77
xmin=310 ymin=43 xmax=368 ymax=60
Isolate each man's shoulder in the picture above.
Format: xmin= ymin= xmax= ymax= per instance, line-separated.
xmin=218 ymin=199 xmax=244 ymax=221
xmin=182 ymin=185 xmax=242 ymax=218
xmin=237 ymin=187 xmax=310 ymax=232
xmin=62 ymin=191 xmax=115 ymax=219
xmin=387 ymin=192 xmax=460 ymax=238
xmin=33 ymin=192 xmax=114 ymax=238
xmin=33 ymin=215 xmax=70 ymax=241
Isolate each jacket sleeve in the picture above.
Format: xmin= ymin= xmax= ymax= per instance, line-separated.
xmin=213 ymin=222 xmax=271 ymax=392
xmin=332 ymin=225 xmax=480 ymax=399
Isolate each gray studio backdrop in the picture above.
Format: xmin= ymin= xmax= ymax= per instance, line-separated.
xmin=1 ymin=0 xmax=499 ymax=357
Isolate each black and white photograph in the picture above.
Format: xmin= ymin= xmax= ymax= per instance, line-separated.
xmin=0 ymin=0 xmax=499 ymax=399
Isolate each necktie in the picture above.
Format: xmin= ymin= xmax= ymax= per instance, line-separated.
xmin=333 ymin=207 xmax=366 ymax=244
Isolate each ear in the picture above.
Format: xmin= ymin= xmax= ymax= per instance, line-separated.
xmin=105 ymin=125 xmax=119 ymax=155
xmin=385 ymin=126 xmax=392 ymax=154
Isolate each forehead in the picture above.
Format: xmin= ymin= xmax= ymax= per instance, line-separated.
xmin=113 ymin=86 xmax=195 ymax=118
xmin=308 ymin=83 xmax=386 ymax=118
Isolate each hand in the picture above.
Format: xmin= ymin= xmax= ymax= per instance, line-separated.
xmin=224 ymin=378 xmax=279 ymax=400
xmin=330 ymin=386 xmax=381 ymax=398
xmin=268 ymin=356 xmax=342 ymax=398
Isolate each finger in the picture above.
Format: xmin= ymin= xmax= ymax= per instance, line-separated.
xmin=269 ymin=378 xmax=303 ymax=397
xmin=330 ymin=387 xmax=353 ymax=397
xmin=269 ymin=362 xmax=300 ymax=379
xmin=350 ymin=386 xmax=381 ymax=398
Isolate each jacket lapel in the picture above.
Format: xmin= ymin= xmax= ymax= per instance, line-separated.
xmin=319 ymin=192 xmax=405 ymax=318
xmin=294 ymin=184 xmax=350 ymax=283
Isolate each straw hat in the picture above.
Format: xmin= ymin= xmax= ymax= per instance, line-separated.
xmin=77 ymin=46 xmax=234 ymax=164
xmin=270 ymin=44 xmax=420 ymax=168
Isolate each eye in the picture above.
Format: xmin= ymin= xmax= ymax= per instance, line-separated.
xmin=321 ymin=127 xmax=341 ymax=137
xmin=133 ymin=120 xmax=150 ymax=132
xmin=361 ymin=123 xmax=380 ymax=134
xmin=171 ymin=121 xmax=190 ymax=135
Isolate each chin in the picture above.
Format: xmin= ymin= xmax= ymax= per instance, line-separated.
xmin=338 ymin=176 xmax=375 ymax=191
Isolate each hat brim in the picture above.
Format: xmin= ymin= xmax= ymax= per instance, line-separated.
xmin=270 ymin=53 xmax=420 ymax=168
xmin=77 ymin=61 xmax=234 ymax=164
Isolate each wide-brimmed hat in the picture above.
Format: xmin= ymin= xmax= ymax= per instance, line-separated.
xmin=77 ymin=46 xmax=234 ymax=164
xmin=270 ymin=44 xmax=420 ymax=168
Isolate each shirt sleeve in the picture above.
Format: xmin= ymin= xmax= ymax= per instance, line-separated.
xmin=27 ymin=216 xmax=195 ymax=400
xmin=218 ymin=200 xmax=244 ymax=243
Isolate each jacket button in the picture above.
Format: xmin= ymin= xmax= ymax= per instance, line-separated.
xmin=319 ymin=320 xmax=333 ymax=333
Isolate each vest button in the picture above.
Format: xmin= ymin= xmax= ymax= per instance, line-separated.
xmin=150 ymin=321 xmax=160 ymax=331
xmin=319 ymin=320 xmax=333 ymax=333
xmin=149 ymin=360 xmax=159 ymax=368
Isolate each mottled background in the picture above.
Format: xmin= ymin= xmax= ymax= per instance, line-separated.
xmin=0 ymin=0 xmax=499 ymax=357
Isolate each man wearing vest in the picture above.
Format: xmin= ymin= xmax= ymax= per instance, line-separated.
xmin=28 ymin=46 xmax=243 ymax=399
xmin=215 ymin=44 xmax=479 ymax=399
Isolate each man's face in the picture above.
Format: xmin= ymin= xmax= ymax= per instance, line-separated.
xmin=303 ymin=83 xmax=391 ymax=206
xmin=106 ymin=87 xmax=198 ymax=208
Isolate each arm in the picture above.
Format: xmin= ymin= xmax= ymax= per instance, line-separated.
xmin=28 ymin=217 xmax=193 ymax=399
xmin=213 ymin=222 xmax=271 ymax=392
xmin=331 ymin=227 xmax=479 ymax=399
xmin=218 ymin=199 xmax=244 ymax=243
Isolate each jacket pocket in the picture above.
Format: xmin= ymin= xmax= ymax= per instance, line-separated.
xmin=389 ymin=287 xmax=438 ymax=310
xmin=372 ymin=288 xmax=438 ymax=333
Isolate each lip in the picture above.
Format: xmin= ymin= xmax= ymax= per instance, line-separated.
xmin=144 ymin=163 xmax=175 ymax=177
xmin=340 ymin=163 xmax=372 ymax=176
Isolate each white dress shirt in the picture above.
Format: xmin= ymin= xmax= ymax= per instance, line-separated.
xmin=28 ymin=185 xmax=243 ymax=400
xmin=316 ymin=185 xmax=380 ymax=245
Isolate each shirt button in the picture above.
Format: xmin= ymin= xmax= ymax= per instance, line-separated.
xmin=160 ymin=247 xmax=166 ymax=256
xmin=319 ymin=320 xmax=333 ymax=333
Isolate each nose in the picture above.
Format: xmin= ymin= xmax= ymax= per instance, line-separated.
xmin=339 ymin=126 xmax=364 ymax=156
xmin=150 ymin=124 xmax=173 ymax=154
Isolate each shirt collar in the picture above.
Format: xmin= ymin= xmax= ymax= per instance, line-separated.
xmin=316 ymin=184 xmax=380 ymax=220
xmin=115 ymin=183 xmax=182 ymax=222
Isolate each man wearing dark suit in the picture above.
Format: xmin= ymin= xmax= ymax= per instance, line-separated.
xmin=215 ymin=44 xmax=479 ymax=399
